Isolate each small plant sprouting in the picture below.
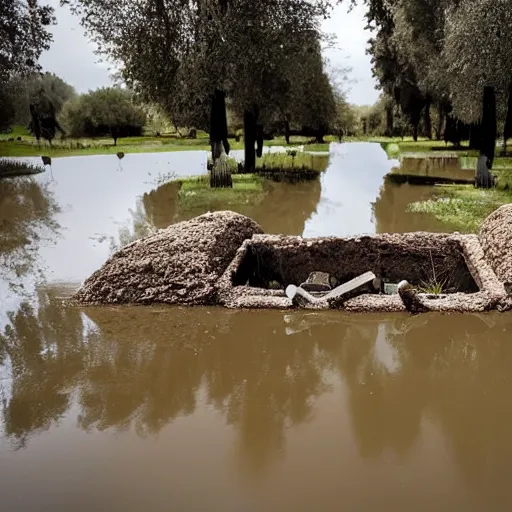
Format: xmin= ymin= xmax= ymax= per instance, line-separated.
xmin=419 ymin=250 xmax=447 ymax=295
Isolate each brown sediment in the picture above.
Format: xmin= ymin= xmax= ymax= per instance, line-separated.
xmin=72 ymin=211 xmax=262 ymax=306
xmin=479 ymin=204 xmax=512 ymax=295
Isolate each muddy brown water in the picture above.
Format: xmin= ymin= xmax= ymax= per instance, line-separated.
xmin=2 ymin=143 xmax=512 ymax=511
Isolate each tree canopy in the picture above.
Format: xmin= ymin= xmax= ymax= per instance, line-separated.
xmin=59 ymin=87 xmax=146 ymax=144
xmin=6 ymin=72 xmax=76 ymax=127
xmin=64 ymin=0 xmax=340 ymax=145
xmin=0 ymin=0 xmax=55 ymax=130
xmin=360 ymin=0 xmax=512 ymax=148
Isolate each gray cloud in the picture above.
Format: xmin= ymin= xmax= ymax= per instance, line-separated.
xmin=323 ymin=3 xmax=379 ymax=105
xmin=40 ymin=0 xmax=378 ymax=105
xmin=39 ymin=0 xmax=111 ymax=93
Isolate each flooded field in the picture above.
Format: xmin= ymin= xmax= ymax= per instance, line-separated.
xmin=2 ymin=143 xmax=512 ymax=511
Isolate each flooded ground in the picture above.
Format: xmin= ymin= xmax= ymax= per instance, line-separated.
xmin=2 ymin=142 xmax=512 ymax=511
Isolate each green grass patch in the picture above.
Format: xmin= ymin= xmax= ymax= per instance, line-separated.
xmin=256 ymin=151 xmax=329 ymax=172
xmin=408 ymin=185 xmax=511 ymax=233
xmin=381 ymin=139 xmax=479 ymax=160
xmin=0 ymin=159 xmax=45 ymax=178
xmin=0 ymin=125 xmax=31 ymax=141
xmin=177 ymin=174 xmax=265 ymax=213
xmin=0 ymin=135 xmax=219 ymax=158
xmin=304 ymin=143 xmax=330 ymax=152
xmin=0 ymin=131 xmax=331 ymax=158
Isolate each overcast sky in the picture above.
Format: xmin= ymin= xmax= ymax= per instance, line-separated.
xmin=39 ymin=1 xmax=379 ymax=106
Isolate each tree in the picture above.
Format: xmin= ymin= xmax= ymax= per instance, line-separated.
xmin=6 ymin=72 xmax=76 ymax=126
xmin=362 ymin=0 xmax=512 ymax=143
xmin=65 ymin=0 xmax=337 ymax=170
xmin=0 ymin=0 xmax=55 ymax=130
xmin=59 ymin=87 xmax=146 ymax=145
xmin=443 ymin=0 xmax=512 ymax=124
xmin=362 ymin=0 xmax=428 ymax=140
xmin=291 ymin=38 xmax=337 ymax=143
xmin=333 ymin=93 xmax=357 ymax=137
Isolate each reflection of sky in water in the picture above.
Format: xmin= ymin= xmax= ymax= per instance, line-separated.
xmin=303 ymin=143 xmax=398 ymax=238
xmin=11 ymin=144 xmax=396 ymax=286
xmin=16 ymin=152 xmax=208 ymax=285
xmin=0 ymin=354 xmax=13 ymax=437
xmin=374 ymin=322 xmax=401 ymax=374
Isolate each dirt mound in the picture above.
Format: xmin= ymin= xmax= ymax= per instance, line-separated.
xmin=479 ymin=204 xmax=512 ymax=294
xmin=73 ymin=211 xmax=263 ymax=305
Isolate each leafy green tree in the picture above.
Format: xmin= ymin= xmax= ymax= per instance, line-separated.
xmin=0 ymin=0 xmax=54 ymax=131
xmin=64 ymin=0 xmax=338 ymax=168
xmin=60 ymin=87 xmax=147 ymax=145
xmin=333 ymin=93 xmax=357 ymax=137
xmin=6 ymin=72 xmax=76 ymax=127
xmin=360 ymin=0 xmax=512 ymax=150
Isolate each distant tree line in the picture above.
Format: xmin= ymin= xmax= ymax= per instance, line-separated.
xmin=354 ymin=0 xmax=512 ymax=165
xmin=3 ymin=0 xmax=359 ymax=153
xmin=65 ymin=0 xmax=350 ymax=171
xmin=60 ymin=88 xmax=146 ymax=145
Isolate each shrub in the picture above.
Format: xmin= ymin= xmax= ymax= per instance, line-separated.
xmin=60 ymin=87 xmax=146 ymax=145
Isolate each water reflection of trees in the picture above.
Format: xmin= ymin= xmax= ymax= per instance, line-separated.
xmin=327 ymin=313 xmax=512 ymax=490
xmin=250 ymin=179 xmax=321 ymax=236
xmin=142 ymin=180 xmax=180 ymax=229
xmin=372 ymin=179 xmax=448 ymax=233
xmin=3 ymin=300 xmax=512 ymax=491
xmin=114 ymin=176 xmax=321 ymax=250
xmin=0 ymin=289 xmax=83 ymax=448
xmin=0 ymin=177 xmax=60 ymax=285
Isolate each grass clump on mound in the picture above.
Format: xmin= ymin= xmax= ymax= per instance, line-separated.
xmin=177 ymin=174 xmax=265 ymax=213
xmin=257 ymin=151 xmax=328 ymax=171
xmin=408 ymin=186 xmax=511 ymax=233
xmin=0 ymin=159 xmax=45 ymax=178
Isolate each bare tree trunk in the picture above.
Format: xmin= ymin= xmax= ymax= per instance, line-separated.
xmin=480 ymin=86 xmax=497 ymax=169
xmin=284 ymin=120 xmax=290 ymax=145
xmin=244 ymin=109 xmax=257 ymax=173
xmin=469 ymin=123 xmax=481 ymax=149
xmin=385 ymin=103 xmax=394 ymax=137
xmin=476 ymin=155 xmax=496 ymax=189
xmin=503 ymin=82 xmax=512 ymax=156
xmin=412 ymin=123 xmax=418 ymax=142
xmin=210 ymin=89 xmax=232 ymax=188
xmin=423 ymin=96 xmax=432 ymax=139
xmin=436 ymin=103 xmax=444 ymax=141
xmin=476 ymin=87 xmax=497 ymax=188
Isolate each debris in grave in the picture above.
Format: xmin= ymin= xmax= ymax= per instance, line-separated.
xmin=286 ymin=271 xmax=376 ymax=309
xmin=397 ymin=280 xmax=429 ymax=314
xmin=300 ymin=272 xmax=338 ymax=293
xmin=384 ymin=283 xmax=399 ymax=295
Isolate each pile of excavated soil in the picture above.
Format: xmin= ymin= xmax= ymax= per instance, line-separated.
xmin=73 ymin=211 xmax=262 ymax=305
xmin=479 ymin=204 xmax=512 ymax=294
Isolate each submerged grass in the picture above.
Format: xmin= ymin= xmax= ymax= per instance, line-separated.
xmin=408 ymin=185 xmax=511 ymax=233
xmin=381 ymin=139 xmax=480 ymax=160
xmin=177 ymin=174 xmax=265 ymax=212
xmin=0 ymin=159 xmax=45 ymax=178
xmin=256 ymin=151 xmax=329 ymax=172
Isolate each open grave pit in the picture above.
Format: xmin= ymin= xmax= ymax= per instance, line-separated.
xmin=217 ymin=232 xmax=506 ymax=313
